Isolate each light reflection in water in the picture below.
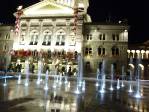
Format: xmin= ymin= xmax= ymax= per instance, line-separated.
xmin=0 ymin=79 xmax=149 ymax=112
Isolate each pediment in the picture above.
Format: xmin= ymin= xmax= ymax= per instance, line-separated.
xmin=21 ymin=0 xmax=74 ymax=17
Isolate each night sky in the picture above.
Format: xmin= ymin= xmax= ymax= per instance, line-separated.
xmin=0 ymin=0 xmax=148 ymax=43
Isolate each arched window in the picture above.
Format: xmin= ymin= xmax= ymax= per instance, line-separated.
xmin=42 ymin=30 xmax=52 ymax=46
xmin=29 ymin=30 xmax=39 ymax=45
xmin=56 ymin=29 xmax=66 ymax=46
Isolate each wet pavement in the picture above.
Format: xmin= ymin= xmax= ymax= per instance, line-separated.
xmin=0 ymin=77 xmax=149 ymax=112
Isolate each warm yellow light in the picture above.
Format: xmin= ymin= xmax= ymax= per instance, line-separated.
xmin=146 ymin=50 xmax=149 ymax=54
xmin=17 ymin=5 xmax=23 ymax=10
xmin=124 ymin=30 xmax=127 ymax=32
xmin=128 ymin=64 xmax=134 ymax=69
xmin=127 ymin=50 xmax=130 ymax=53
xmin=136 ymin=50 xmax=140 ymax=54
xmin=138 ymin=64 xmax=144 ymax=70
xmin=141 ymin=50 xmax=145 ymax=53
xmin=131 ymin=50 xmax=135 ymax=53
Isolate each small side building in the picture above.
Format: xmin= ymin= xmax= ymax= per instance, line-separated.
xmin=0 ymin=24 xmax=14 ymax=71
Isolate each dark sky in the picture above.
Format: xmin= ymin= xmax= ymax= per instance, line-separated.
xmin=0 ymin=0 xmax=148 ymax=43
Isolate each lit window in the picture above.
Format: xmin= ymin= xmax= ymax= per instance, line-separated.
xmin=29 ymin=31 xmax=39 ymax=45
xmin=42 ymin=31 xmax=52 ymax=46
xmin=56 ymin=30 xmax=65 ymax=46
xmin=56 ymin=35 xmax=60 ymax=46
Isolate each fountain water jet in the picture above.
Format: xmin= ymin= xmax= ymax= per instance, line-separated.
xmin=121 ymin=66 xmax=125 ymax=87
xmin=95 ymin=69 xmax=100 ymax=87
xmin=17 ymin=72 xmax=21 ymax=84
xmin=36 ymin=60 xmax=43 ymax=85
xmin=64 ymin=76 xmax=68 ymax=84
xmin=3 ymin=75 xmax=7 ymax=87
xmin=82 ymin=80 xmax=86 ymax=91
xmin=24 ymin=59 xmax=30 ymax=86
xmin=75 ymin=54 xmax=83 ymax=94
xmin=44 ymin=70 xmax=49 ymax=90
xmin=128 ymin=70 xmax=133 ymax=93
xmin=117 ymin=79 xmax=120 ymax=90
xmin=99 ymin=60 xmax=106 ymax=93
xmin=134 ymin=65 xmax=141 ymax=98
xmin=109 ymin=64 xmax=114 ymax=91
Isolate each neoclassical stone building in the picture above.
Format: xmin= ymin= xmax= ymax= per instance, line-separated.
xmin=11 ymin=0 xmax=128 ymax=77
xmin=0 ymin=24 xmax=14 ymax=71
xmin=127 ymin=41 xmax=149 ymax=79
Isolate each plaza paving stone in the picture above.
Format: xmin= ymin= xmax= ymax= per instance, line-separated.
xmin=0 ymin=77 xmax=149 ymax=112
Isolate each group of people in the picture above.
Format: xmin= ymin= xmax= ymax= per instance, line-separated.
xmin=8 ymin=62 xmax=35 ymax=73
xmin=7 ymin=62 xmax=77 ymax=77
xmin=8 ymin=63 xmax=22 ymax=72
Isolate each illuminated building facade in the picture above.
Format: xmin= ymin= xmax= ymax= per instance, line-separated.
xmin=11 ymin=0 xmax=128 ymax=76
xmin=127 ymin=41 xmax=149 ymax=79
xmin=0 ymin=25 xmax=14 ymax=70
